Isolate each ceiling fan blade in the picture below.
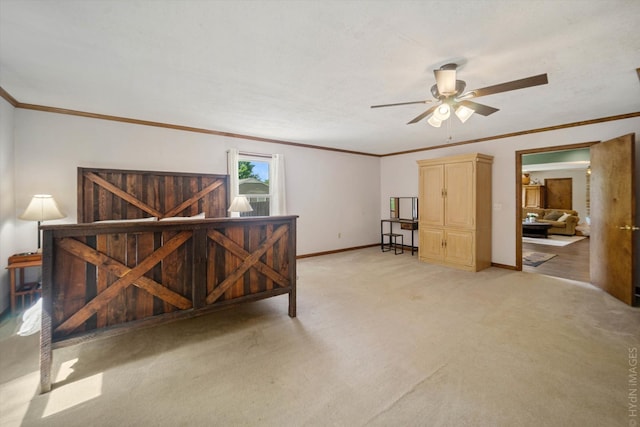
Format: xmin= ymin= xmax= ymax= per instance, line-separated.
xmin=370 ymin=100 xmax=432 ymax=109
xmin=407 ymin=105 xmax=437 ymax=124
xmin=458 ymin=100 xmax=499 ymax=116
xmin=466 ymin=73 xmax=548 ymax=99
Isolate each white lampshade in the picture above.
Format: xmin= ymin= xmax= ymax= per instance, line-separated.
xmin=20 ymin=194 xmax=66 ymax=250
xmin=228 ymin=196 xmax=253 ymax=214
xmin=434 ymin=69 xmax=457 ymax=95
xmin=20 ymin=194 xmax=65 ymax=222
xmin=455 ymin=105 xmax=475 ymax=123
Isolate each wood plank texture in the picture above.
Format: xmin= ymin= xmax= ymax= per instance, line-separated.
xmin=44 ymin=217 xmax=297 ymax=342
xmin=205 ymin=224 xmax=289 ymax=304
xmin=54 ymin=231 xmax=193 ymax=335
xmin=78 ymin=168 xmax=229 ymax=222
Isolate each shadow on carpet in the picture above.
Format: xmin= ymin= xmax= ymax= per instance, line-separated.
xmin=523 ymin=251 xmax=557 ymax=267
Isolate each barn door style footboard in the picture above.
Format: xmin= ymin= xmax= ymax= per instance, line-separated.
xmin=40 ymin=216 xmax=297 ymax=392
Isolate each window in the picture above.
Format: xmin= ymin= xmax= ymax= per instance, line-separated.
xmin=238 ymin=155 xmax=271 ymax=216
xmin=227 ymin=149 xmax=286 ymax=216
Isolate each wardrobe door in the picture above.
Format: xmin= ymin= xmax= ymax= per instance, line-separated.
xmin=419 ymin=164 xmax=444 ymax=227
xmin=444 ymin=161 xmax=474 ymax=228
xmin=419 ymin=228 xmax=445 ymax=262
xmin=444 ymin=230 xmax=475 ymax=267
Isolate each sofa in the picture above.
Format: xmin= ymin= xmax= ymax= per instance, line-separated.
xmin=522 ymin=207 xmax=580 ymax=236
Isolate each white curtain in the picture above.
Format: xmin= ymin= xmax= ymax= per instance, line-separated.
xmin=227 ymin=148 xmax=239 ymax=205
xmin=271 ymin=153 xmax=287 ymax=215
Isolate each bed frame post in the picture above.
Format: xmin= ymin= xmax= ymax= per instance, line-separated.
xmin=40 ymin=229 xmax=53 ymax=393
xmin=288 ymin=218 xmax=297 ymax=318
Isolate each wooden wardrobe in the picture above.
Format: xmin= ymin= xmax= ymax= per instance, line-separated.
xmin=417 ymin=153 xmax=493 ymax=272
xmin=522 ymin=184 xmax=546 ymax=208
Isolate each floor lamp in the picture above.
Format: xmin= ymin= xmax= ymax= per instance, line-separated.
xmin=19 ymin=194 xmax=66 ymax=252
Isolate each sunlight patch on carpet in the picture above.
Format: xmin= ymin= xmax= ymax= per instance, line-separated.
xmin=43 ymin=360 xmax=102 ymax=417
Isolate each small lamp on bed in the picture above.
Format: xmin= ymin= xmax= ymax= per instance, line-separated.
xmin=228 ymin=195 xmax=253 ymax=217
xmin=20 ymin=194 xmax=66 ymax=252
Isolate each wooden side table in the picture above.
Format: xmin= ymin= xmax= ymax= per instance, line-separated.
xmin=7 ymin=253 xmax=42 ymax=314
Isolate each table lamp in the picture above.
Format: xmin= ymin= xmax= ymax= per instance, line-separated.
xmin=228 ymin=195 xmax=253 ymax=217
xmin=19 ymin=194 xmax=66 ymax=251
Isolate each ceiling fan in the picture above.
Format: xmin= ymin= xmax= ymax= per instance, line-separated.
xmin=371 ymin=63 xmax=548 ymax=127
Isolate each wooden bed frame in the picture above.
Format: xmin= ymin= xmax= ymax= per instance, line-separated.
xmin=39 ymin=168 xmax=297 ymax=392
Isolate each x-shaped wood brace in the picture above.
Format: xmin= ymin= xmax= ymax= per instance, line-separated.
xmin=205 ymin=225 xmax=290 ymax=304
xmin=54 ymin=231 xmax=193 ymax=336
xmin=86 ymin=172 xmax=224 ymax=218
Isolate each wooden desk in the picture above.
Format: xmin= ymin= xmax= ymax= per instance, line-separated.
xmin=7 ymin=253 xmax=42 ymax=313
xmin=380 ymin=219 xmax=418 ymax=255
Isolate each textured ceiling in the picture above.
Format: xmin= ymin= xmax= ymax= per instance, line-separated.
xmin=1 ymin=0 xmax=639 ymax=155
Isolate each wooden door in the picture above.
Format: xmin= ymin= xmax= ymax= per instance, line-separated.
xmin=420 ymin=164 xmax=444 ymax=226
xmin=545 ymin=178 xmax=572 ymax=209
xmin=444 ymin=161 xmax=474 ymax=228
xmin=590 ymin=133 xmax=636 ymax=305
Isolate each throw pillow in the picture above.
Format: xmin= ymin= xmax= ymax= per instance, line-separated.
xmin=557 ymin=212 xmax=571 ymax=222
xmin=543 ymin=211 xmax=563 ymax=221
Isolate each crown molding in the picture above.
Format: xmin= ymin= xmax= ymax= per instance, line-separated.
xmin=382 ymin=112 xmax=640 ymax=157
xmin=0 ymin=87 xmax=18 ymax=107
xmin=0 ymin=87 xmax=379 ymax=158
xmin=2 ymin=86 xmax=638 ymax=158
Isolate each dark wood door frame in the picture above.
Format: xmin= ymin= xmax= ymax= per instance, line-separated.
xmin=515 ymin=141 xmax=597 ymax=271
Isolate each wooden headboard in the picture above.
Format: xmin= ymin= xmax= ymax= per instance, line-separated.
xmin=78 ymin=167 xmax=229 ymax=222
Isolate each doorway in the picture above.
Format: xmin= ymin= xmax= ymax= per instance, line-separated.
xmin=516 ymin=142 xmax=594 ymax=283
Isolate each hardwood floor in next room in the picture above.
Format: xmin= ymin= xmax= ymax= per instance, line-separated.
xmin=522 ymin=237 xmax=590 ymax=283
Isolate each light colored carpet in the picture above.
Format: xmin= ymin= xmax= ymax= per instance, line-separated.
xmin=1 ymin=246 xmax=639 ymax=426
xmin=522 ymin=235 xmax=587 ymax=246
xmin=522 ymin=251 xmax=557 ymax=267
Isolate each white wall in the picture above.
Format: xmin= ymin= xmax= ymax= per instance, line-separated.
xmin=381 ymin=117 xmax=640 ymax=267
xmin=0 ymin=98 xmax=16 ymax=313
xmin=12 ymin=109 xmax=381 ymax=256
xmin=528 ymin=168 xmax=589 ymax=221
xmin=7 ymin=107 xmax=640 ymax=293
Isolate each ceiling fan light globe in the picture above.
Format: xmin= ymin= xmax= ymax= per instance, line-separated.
xmin=427 ymin=115 xmax=442 ymax=127
xmin=433 ymin=103 xmax=451 ymax=121
xmin=455 ymin=105 xmax=475 ymax=123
